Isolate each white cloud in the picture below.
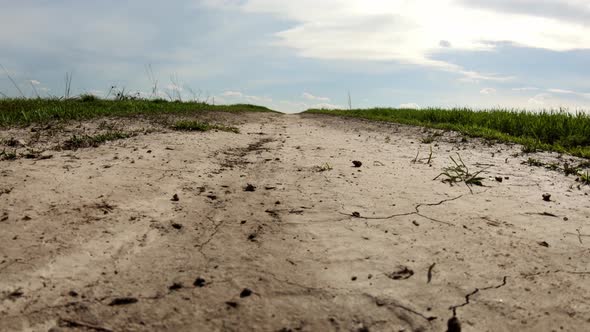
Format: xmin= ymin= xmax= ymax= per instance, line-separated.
xmin=548 ymin=88 xmax=575 ymax=94
xmin=222 ymin=90 xmax=243 ymax=97
xmin=208 ymin=0 xmax=590 ymax=80
xmin=218 ymin=90 xmax=272 ymax=104
xmin=399 ymin=103 xmax=420 ymax=109
xmin=512 ymin=87 xmax=539 ymax=91
xmin=480 ymin=88 xmax=497 ymax=95
xmin=244 ymin=94 xmax=272 ymax=103
xmin=529 ymin=93 xmax=551 ymax=105
xmin=302 ymin=92 xmax=330 ymax=102
xmin=547 ymin=88 xmax=590 ymax=99
xmin=310 ymin=102 xmax=341 ymax=109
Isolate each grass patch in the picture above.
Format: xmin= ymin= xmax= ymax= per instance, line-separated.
xmin=171 ymin=120 xmax=239 ymax=133
xmin=0 ymin=98 xmax=276 ymax=127
xmin=525 ymin=158 xmax=545 ymax=167
xmin=434 ymin=153 xmax=488 ymax=193
xmin=306 ymin=107 xmax=590 ymax=158
xmin=62 ymin=131 xmax=133 ymax=150
xmin=0 ymin=148 xmax=17 ymax=160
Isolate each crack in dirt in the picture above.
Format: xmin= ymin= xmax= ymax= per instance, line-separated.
xmin=340 ymin=195 xmax=465 ymax=226
xmin=521 ymin=270 xmax=590 ymax=278
xmin=194 ymin=216 xmax=224 ymax=255
xmin=564 ymin=229 xmax=590 ymax=245
xmin=449 ymin=276 xmax=508 ymax=317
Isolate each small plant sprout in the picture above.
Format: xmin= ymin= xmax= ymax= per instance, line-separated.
xmin=434 ymin=153 xmax=488 ymax=193
xmin=578 ymin=170 xmax=590 ymax=186
xmin=412 ymin=146 xmax=434 ymax=165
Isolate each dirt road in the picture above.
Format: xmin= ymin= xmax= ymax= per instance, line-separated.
xmin=1 ymin=113 xmax=589 ymax=331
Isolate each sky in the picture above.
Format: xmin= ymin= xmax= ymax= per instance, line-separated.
xmin=1 ymin=0 xmax=590 ymax=113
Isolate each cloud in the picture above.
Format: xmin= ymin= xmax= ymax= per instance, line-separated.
xmin=529 ymin=93 xmax=550 ymax=105
xmin=480 ymin=88 xmax=497 ymax=95
xmin=309 ymin=102 xmax=341 ymax=109
xmin=219 ymin=90 xmax=272 ymax=104
xmin=439 ymin=40 xmax=452 ymax=48
xmin=209 ymin=0 xmax=590 ymax=81
xmin=29 ymin=80 xmax=41 ymax=85
xmin=458 ymin=0 xmax=590 ymax=27
xmin=547 ymin=88 xmax=590 ymax=99
xmin=302 ymin=92 xmax=330 ymax=102
xmin=222 ymin=90 xmax=243 ymax=97
xmin=399 ymin=103 xmax=420 ymax=109
xmin=547 ymin=88 xmax=575 ymax=94
xmin=512 ymin=87 xmax=539 ymax=91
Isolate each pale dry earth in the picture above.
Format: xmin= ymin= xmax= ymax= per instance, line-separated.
xmin=1 ymin=112 xmax=589 ymax=332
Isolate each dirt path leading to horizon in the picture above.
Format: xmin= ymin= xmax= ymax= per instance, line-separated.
xmin=1 ymin=113 xmax=589 ymax=332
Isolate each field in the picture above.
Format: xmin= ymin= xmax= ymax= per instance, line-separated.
xmin=307 ymin=107 xmax=590 ymax=158
xmin=1 ymin=100 xmax=590 ymax=331
xmin=0 ymin=98 xmax=274 ymax=127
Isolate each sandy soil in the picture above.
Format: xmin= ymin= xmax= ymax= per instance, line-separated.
xmin=1 ymin=112 xmax=589 ymax=332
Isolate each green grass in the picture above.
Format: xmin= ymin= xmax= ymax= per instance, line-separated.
xmin=171 ymin=120 xmax=239 ymax=133
xmin=0 ymin=98 xmax=276 ymax=127
xmin=0 ymin=148 xmax=17 ymax=160
xmin=434 ymin=153 xmax=487 ymax=193
xmin=306 ymin=107 xmax=590 ymax=158
xmin=62 ymin=131 xmax=134 ymax=150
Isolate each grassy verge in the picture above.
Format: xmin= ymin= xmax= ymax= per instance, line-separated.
xmin=306 ymin=108 xmax=590 ymax=158
xmin=0 ymin=98 xmax=276 ymax=127
xmin=171 ymin=120 xmax=239 ymax=133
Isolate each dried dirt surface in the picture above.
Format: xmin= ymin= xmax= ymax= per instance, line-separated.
xmin=1 ymin=112 xmax=589 ymax=332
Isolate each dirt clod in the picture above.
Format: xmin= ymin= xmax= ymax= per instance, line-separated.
xmin=171 ymin=223 xmax=183 ymax=230
xmin=8 ymin=289 xmax=24 ymax=299
xmin=240 ymin=288 xmax=253 ymax=298
xmin=194 ymin=277 xmax=206 ymax=287
xmin=171 ymin=194 xmax=180 ymax=201
xmin=244 ymin=184 xmax=256 ymax=192
xmin=542 ymin=193 xmax=551 ymax=202
xmin=352 ymin=160 xmax=363 ymax=167
xmin=538 ymin=241 xmax=550 ymax=247
xmin=108 ymin=297 xmax=138 ymax=306
xmin=225 ymin=301 xmax=238 ymax=308
xmin=169 ymin=282 xmax=183 ymax=291
xmin=386 ymin=266 xmax=414 ymax=280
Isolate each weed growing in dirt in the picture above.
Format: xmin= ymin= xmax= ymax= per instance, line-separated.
xmin=434 ymin=153 xmax=487 ymax=192
xmin=412 ymin=146 xmax=434 ymax=165
xmin=172 ymin=120 xmax=239 ymax=133
xmin=62 ymin=131 xmax=133 ymax=150
xmin=421 ymin=136 xmax=435 ymax=144
xmin=525 ymin=158 xmax=545 ymax=167
xmin=0 ymin=148 xmax=17 ymax=160
xmin=578 ymin=170 xmax=590 ymax=185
